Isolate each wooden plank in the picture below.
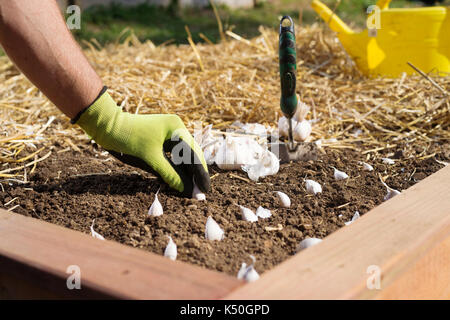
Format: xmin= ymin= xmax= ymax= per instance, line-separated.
xmin=0 ymin=210 xmax=243 ymax=299
xmin=224 ymin=165 xmax=450 ymax=299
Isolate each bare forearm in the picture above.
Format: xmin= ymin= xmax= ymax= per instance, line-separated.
xmin=0 ymin=0 xmax=103 ymax=118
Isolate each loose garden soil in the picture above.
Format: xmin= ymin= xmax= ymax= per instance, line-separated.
xmin=0 ymin=142 xmax=448 ymax=277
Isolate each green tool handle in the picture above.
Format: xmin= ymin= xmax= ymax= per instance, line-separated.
xmin=279 ymin=16 xmax=297 ymax=118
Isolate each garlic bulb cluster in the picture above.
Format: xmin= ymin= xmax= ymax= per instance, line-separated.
xmin=205 ymin=216 xmax=225 ymax=241
xmin=296 ymin=237 xmax=322 ymax=252
xmin=305 ymin=179 xmax=322 ymax=195
xmin=275 ymin=191 xmax=291 ymax=208
xmin=148 ymin=188 xmax=163 ymax=217
xmin=237 ymin=255 xmax=260 ymax=282
xmin=90 ymin=219 xmax=105 ymax=240
xmin=164 ymin=236 xmax=177 ymax=261
xmin=242 ymin=149 xmax=279 ymax=182
xmin=278 ymin=100 xmax=312 ymax=142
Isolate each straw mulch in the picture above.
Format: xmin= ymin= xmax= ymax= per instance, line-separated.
xmin=1 ymin=24 xmax=449 ymax=184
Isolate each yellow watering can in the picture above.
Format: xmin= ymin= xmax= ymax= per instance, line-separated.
xmin=311 ymin=0 xmax=450 ymax=77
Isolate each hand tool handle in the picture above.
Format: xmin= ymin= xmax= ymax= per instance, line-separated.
xmin=279 ymin=16 xmax=298 ymax=118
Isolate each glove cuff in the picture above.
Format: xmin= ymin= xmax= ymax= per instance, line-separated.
xmin=70 ymin=86 xmax=108 ymax=124
xmin=74 ymin=88 xmax=131 ymax=152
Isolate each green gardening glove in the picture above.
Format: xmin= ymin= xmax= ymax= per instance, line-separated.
xmin=72 ymin=87 xmax=210 ymax=196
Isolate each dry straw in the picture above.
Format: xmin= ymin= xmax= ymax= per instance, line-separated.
xmin=1 ymin=24 xmax=449 ymax=184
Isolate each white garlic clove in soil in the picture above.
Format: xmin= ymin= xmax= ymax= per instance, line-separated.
xmin=242 ymin=266 xmax=260 ymax=282
xmin=380 ymin=178 xmax=401 ymax=201
xmin=164 ymin=236 xmax=177 ymax=261
xmin=362 ymin=162 xmax=374 ymax=171
xmin=205 ymin=216 xmax=225 ymax=241
xmin=256 ymin=206 xmax=272 ymax=219
xmin=382 ymin=158 xmax=395 ymax=165
xmin=239 ymin=205 xmax=258 ymax=222
xmin=296 ymin=237 xmax=322 ymax=252
xmin=192 ymin=182 xmax=206 ymax=201
xmin=148 ymin=188 xmax=163 ymax=216
xmin=293 ymin=120 xmax=312 ymax=142
xmin=345 ymin=211 xmax=360 ymax=226
xmin=237 ymin=263 xmax=248 ymax=280
xmin=275 ymin=191 xmax=291 ymax=208
xmin=333 ymin=167 xmax=349 ymax=180
xmin=90 ymin=219 xmax=105 ymax=240
xmin=305 ymin=179 xmax=322 ymax=195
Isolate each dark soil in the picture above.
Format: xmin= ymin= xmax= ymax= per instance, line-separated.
xmin=1 ymin=142 xmax=448 ymax=277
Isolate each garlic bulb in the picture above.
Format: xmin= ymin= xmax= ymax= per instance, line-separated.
xmin=275 ymin=191 xmax=291 ymax=208
xmin=256 ymin=206 xmax=272 ymax=219
xmin=382 ymin=158 xmax=395 ymax=165
xmin=148 ymin=188 xmax=163 ymax=216
xmin=278 ymin=116 xmax=294 ymax=138
xmin=332 ymin=167 xmax=349 ymax=180
xmin=243 ymin=150 xmax=279 ymax=182
xmin=90 ymin=219 xmax=105 ymax=240
xmin=296 ymin=237 xmax=322 ymax=252
xmin=239 ymin=205 xmax=258 ymax=222
xmin=293 ymin=101 xmax=310 ymax=122
xmin=362 ymin=162 xmax=374 ymax=171
xmin=205 ymin=216 xmax=224 ymax=241
xmin=344 ymin=211 xmax=360 ymax=226
xmin=192 ymin=182 xmax=206 ymax=201
xmin=305 ymin=179 xmax=322 ymax=195
xmin=164 ymin=236 xmax=177 ymax=261
xmin=293 ymin=120 xmax=312 ymax=142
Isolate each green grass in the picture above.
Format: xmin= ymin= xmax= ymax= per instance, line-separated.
xmin=72 ymin=0 xmax=450 ymax=46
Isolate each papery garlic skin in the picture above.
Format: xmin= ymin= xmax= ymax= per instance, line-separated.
xmin=296 ymin=238 xmax=322 ymax=252
xmin=205 ymin=216 xmax=225 ymax=241
xmin=333 ymin=167 xmax=349 ymax=180
xmin=305 ymin=179 xmax=322 ymax=195
xmin=275 ymin=191 xmax=291 ymax=208
xmin=164 ymin=236 xmax=177 ymax=261
xmin=345 ymin=211 xmax=360 ymax=226
xmin=239 ymin=205 xmax=258 ymax=222
xmin=293 ymin=120 xmax=312 ymax=142
xmin=256 ymin=206 xmax=272 ymax=219
xmin=90 ymin=219 xmax=105 ymax=240
xmin=293 ymin=101 xmax=310 ymax=122
xmin=148 ymin=190 xmax=163 ymax=216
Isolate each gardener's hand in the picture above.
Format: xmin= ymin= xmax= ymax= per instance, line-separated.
xmin=73 ymin=87 xmax=210 ymax=196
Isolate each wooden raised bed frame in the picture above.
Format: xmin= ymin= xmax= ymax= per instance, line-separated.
xmin=1 ymin=165 xmax=449 ymax=299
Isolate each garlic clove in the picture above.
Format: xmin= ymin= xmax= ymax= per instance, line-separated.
xmin=362 ymin=162 xmax=374 ymax=171
xmin=293 ymin=120 xmax=312 ymax=142
xmin=305 ymin=179 xmax=322 ymax=195
xmin=278 ymin=116 xmax=292 ymax=138
xmin=256 ymin=206 xmax=272 ymax=219
xmin=239 ymin=205 xmax=258 ymax=222
xmin=205 ymin=216 xmax=225 ymax=241
xmin=382 ymin=158 xmax=395 ymax=165
xmin=380 ymin=178 xmax=401 ymax=201
xmin=293 ymin=100 xmax=310 ymax=122
xmin=345 ymin=211 xmax=360 ymax=226
xmin=237 ymin=263 xmax=248 ymax=280
xmin=148 ymin=188 xmax=163 ymax=216
xmin=275 ymin=191 xmax=291 ymax=208
xmin=164 ymin=236 xmax=177 ymax=261
xmin=192 ymin=182 xmax=206 ymax=201
xmin=90 ymin=219 xmax=105 ymax=240
xmin=243 ymin=266 xmax=260 ymax=282
xmin=296 ymin=237 xmax=322 ymax=252
xmin=333 ymin=167 xmax=349 ymax=180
